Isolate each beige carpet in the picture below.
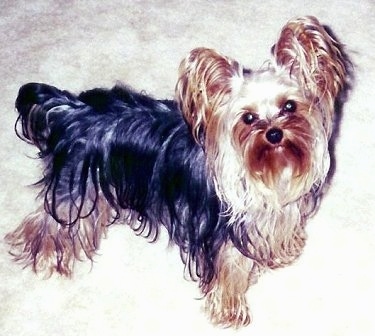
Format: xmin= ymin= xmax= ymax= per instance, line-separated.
xmin=1 ymin=1 xmax=374 ymax=335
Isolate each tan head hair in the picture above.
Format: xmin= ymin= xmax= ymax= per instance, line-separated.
xmin=273 ymin=16 xmax=347 ymax=134
xmin=176 ymin=47 xmax=242 ymax=144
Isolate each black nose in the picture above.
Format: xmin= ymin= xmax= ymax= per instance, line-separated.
xmin=266 ymin=128 xmax=283 ymax=144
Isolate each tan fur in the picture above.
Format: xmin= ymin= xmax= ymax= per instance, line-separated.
xmin=5 ymin=196 xmax=111 ymax=277
xmin=205 ymin=201 xmax=308 ymax=326
xmin=205 ymin=242 xmax=256 ymax=328
xmin=176 ymin=47 xmax=243 ymax=144
xmin=273 ymin=16 xmax=346 ymax=136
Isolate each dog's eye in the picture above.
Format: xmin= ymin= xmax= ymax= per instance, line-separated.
xmin=242 ymin=112 xmax=257 ymax=125
xmin=282 ymin=100 xmax=297 ymax=113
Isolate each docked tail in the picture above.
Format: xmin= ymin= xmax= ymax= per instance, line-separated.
xmin=15 ymin=82 xmax=84 ymax=153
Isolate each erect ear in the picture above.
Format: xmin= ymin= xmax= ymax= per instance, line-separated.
xmin=175 ymin=47 xmax=243 ymax=143
xmin=273 ymin=16 xmax=346 ymax=108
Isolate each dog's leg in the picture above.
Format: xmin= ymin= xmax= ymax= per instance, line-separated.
xmin=204 ymin=242 xmax=260 ymax=328
xmin=5 ymin=196 xmax=111 ymax=276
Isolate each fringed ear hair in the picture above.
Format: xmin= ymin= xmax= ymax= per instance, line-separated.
xmin=176 ymin=48 xmax=243 ymax=144
xmin=273 ymin=16 xmax=347 ymax=133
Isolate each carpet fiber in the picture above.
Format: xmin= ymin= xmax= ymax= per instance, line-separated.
xmin=1 ymin=1 xmax=374 ymax=335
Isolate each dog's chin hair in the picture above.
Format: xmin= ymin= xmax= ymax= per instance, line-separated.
xmin=212 ymin=149 xmax=322 ymax=221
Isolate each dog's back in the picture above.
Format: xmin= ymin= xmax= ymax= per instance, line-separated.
xmin=9 ymin=82 xmax=222 ymax=284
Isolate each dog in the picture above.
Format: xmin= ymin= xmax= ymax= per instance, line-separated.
xmin=6 ymin=16 xmax=349 ymax=327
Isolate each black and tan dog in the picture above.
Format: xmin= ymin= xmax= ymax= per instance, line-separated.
xmin=6 ymin=16 xmax=349 ymax=327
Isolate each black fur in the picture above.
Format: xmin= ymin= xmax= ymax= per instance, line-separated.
xmin=15 ymin=82 xmax=231 ymax=288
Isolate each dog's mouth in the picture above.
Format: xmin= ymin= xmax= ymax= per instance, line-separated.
xmin=246 ymin=136 xmax=312 ymax=187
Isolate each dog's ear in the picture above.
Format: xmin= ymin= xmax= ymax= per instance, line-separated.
xmin=176 ymin=48 xmax=243 ymax=144
xmin=273 ymin=16 xmax=346 ymax=120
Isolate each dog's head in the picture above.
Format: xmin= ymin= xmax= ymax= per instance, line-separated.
xmin=176 ymin=16 xmax=347 ymax=213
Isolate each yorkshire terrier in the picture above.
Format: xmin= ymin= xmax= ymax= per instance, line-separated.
xmin=6 ymin=16 xmax=348 ymax=327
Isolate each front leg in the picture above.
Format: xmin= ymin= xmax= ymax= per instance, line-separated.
xmin=204 ymin=242 xmax=260 ymax=328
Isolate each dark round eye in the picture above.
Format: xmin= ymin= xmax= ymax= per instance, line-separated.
xmin=242 ymin=112 xmax=257 ymax=125
xmin=282 ymin=100 xmax=297 ymax=113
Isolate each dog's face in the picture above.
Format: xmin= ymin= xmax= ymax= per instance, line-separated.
xmin=201 ymin=67 xmax=328 ymax=208
xmin=229 ymin=69 xmax=324 ymax=201
xmin=176 ymin=16 xmax=346 ymax=216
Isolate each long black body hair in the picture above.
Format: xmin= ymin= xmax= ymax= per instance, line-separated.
xmin=14 ymin=82 xmax=232 ymax=288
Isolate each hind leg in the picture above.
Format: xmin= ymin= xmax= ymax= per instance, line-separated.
xmin=5 ymin=196 xmax=111 ymax=277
